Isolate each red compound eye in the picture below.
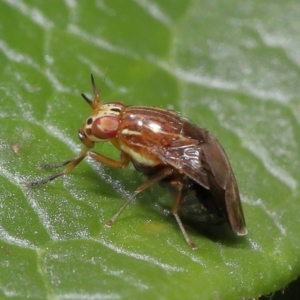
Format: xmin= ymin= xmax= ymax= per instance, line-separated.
xmin=91 ymin=116 xmax=119 ymax=139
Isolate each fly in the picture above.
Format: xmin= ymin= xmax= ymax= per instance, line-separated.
xmin=27 ymin=75 xmax=247 ymax=249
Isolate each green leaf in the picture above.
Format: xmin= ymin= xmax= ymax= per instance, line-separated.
xmin=1 ymin=0 xmax=299 ymax=299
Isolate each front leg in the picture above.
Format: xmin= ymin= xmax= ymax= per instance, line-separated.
xmin=87 ymin=150 xmax=130 ymax=169
xmin=26 ymin=148 xmax=129 ymax=187
xmin=26 ymin=147 xmax=90 ymax=187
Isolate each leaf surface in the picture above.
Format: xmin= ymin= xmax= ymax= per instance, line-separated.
xmin=1 ymin=0 xmax=300 ymax=299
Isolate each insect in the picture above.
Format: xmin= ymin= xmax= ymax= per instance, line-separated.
xmin=27 ymin=75 xmax=247 ymax=249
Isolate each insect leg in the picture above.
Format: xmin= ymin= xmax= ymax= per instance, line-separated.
xmin=39 ymin=158 xmax=77 ymax=169
xmin=135 ymin=167 xmax=174 ymax=194
xmin=106 ymin=167 xmax=174 ymax=227
xmin=87 ymin=151 xmax=130 ymax=169
xmin=26 ymin=148 xmax=89 ymax=187
xmin=172 ymin=182 xmax=198 ymax=249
